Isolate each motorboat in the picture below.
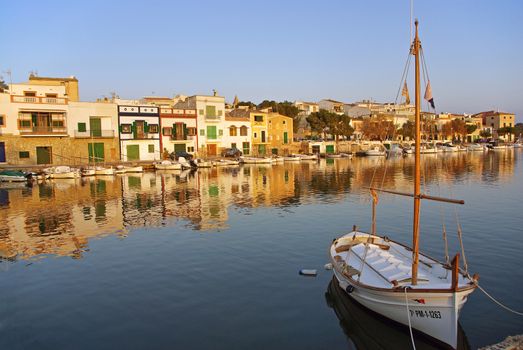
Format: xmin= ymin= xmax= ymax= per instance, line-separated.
xmin=466 ymin=143 xmax=485 ymax=152
xmin=154 ymin=160 xmax=182 ymax=170
xmin=194 ymin=159 xmax=213 ymax=168
xmin=283 ymin=155 xmax=301 ymax=162
xmin=439 ymin=143 xmax=459 ymax=152
xmin=46 ymin=166 xmax=80 ymax=179
xmin=365 ymin=146 xmax=387 ymax=156
xmin=212 ymin=159 xmax=240 ymax=167
xmin=0 ymin=170 xmax=28 ymax=182
xmin=95 ymin=166 xmax=115 ymax=176
xmin=240 ymin=156 xmax=273 ymax=164
xmin=115 ymin=165 xmax=144 ymax=174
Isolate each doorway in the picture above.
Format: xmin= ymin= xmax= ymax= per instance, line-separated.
xmin=36 ymin=146 xmax=52 ymax=164
xmin=206 ymin=144 xmax=217 ymax=156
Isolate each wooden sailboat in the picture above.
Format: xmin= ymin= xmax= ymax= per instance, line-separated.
xmin=329 ymin=21 xmax=477 ymax=349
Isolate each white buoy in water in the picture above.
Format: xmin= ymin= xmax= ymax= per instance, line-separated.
xmin=299 ymin=269 xmax=317 ymax=276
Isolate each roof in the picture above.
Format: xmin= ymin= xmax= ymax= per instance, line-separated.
xmin=227 ymin=109 xmax=250 ymax=119
xmin=321 ymin=99 xmax=344 ymax=104
xmin=472 ymin=110 xmax=514 ymax=117
xmin=28 ymin=75 xmax=78 ymax=82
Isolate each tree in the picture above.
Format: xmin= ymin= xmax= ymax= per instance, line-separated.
xmin=307 ymin=109 xmax=333 ymax=139
xmin=441 ymin=122 xmax=453 ymax=140
xmin=237 ymin=101 xmax=256 ymax=108
xmin=450 ymin=119 xmax=467 ymax=141
xmin=400 ymin=120 xmax=415 ymax=140
xmin=257 ymin=100 xmax=301 ymax=133
xmin=329 ymin=114 xmax=354 ymax=141
xmin=422 ymin=117 xmax=436 ymax=140
xmin=497 ymin=127 xmax=515 ymax=141
xmin=514 ymin=123 xmax=523 ymax=140
xmin=479 ymin=129 xmax=492 ymax=139
xmin=361 ymin=115 xmax=396 ymax=141
xmin=466 ymin=124 xmax=477 ymax=135
xmin=0 ymin=79 xmax=8 ymax=92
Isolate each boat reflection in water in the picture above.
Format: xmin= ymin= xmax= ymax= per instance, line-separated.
xmin=325 ymin=278 xmax=471 ymax=350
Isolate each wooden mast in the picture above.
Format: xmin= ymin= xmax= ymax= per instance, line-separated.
xmin=412 ymin=20 xmax=421 ymax=285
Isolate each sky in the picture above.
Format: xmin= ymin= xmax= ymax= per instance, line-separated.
xmin=1 ymin=0 xmax=522 ymax=121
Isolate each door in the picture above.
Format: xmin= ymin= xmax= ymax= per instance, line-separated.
xmin=283 ymin=132 xmax=288 ymax=144
xmin=326 ymin=145 xmax=335 ymax=154
xmin=0 ymin=142 xmax=5 ymax=162
xmin=258 ymin=144 xmax=266 ymax=155
xmin=36 ymin=146 xmax=52 ymax=164
xmin=261 ymin=130 xmax=266 ymax=143
xmin=88 ymin=143 xmax=105 ymax=163
xmin=174 ymin=143 xmax=186 ymax=153
xmin=90 ymin=118 xmax=102 ymax=137
xmin=312 ymin=145 xmax=320 ymax=154
xmin=126 ymin=144 xmax=140 ymax=160
xmin=207 ymin=144 xmax=217 ymax=156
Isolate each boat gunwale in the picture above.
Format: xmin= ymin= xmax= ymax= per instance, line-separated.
xmin=330 ymin=230 xmax=477 ymax=294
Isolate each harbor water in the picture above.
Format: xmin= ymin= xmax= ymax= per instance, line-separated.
xmin=1 ymin=150 xmax=522 ymax=349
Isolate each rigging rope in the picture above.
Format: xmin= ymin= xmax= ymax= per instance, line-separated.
xmin=395 ymin=52 xmax=413 ymax=105
xmin=404 ymin=287 xmax=417 ymax=350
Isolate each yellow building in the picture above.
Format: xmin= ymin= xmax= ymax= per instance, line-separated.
xmin=473 ymin=110 xmax=515 ymax=141
xmin=268 ymin=113 xmax=293 ymax=154
xmin=250 ymin=110 xmax=269 ymax=156
xmin=27 ymin=74 xmax=80 ymax=102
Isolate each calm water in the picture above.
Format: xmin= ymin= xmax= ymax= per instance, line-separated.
xmin=1 ymin=151 xmax=522 ymax=349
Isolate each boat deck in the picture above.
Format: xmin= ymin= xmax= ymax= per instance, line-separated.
xmin=331 ymin=231 xmax=472 ymax=290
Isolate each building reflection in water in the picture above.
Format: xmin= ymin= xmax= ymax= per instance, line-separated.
xmin=0 ymin=151 xmax=518 ymax=261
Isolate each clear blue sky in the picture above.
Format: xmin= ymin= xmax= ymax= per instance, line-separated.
xmin=2 ymin=0 xmax=522 ymax=120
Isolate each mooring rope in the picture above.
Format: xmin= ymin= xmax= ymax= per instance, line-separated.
xmin=475 ymin=282 xmax=523 ymax=316
xmin=404 ymin=287 xmax=417 ymax=350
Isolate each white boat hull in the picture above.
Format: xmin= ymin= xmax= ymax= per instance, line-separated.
xmin=154 ymin=163 xmax=182 ymax=170
xmin=95 ymin=168 xmax=115 ymax=176
xmin=81 ymin=169 xmax=96 ymax=177
xmin=283 ymin=156 xmax=301 ymax=162
xmin=333 ymin=272 xmax=472 ymax=349
xmin=365 ymin=150 xmax=386 ymax=156
xmin=0 ymin=175 xmax=27 ymax=182
xmin=50 ymin=172 xmax=79 ymax=179
xmin=240 ymin=157 xmax=273 ymax=164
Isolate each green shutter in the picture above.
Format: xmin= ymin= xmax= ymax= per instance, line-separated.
xmin=183 ymin=123 xmax=188 ymax=139
xmin=78 ymin=122 xmax=86 ymax=132
xmin=132 ymin=122 xmax=137 ymax=139
xmin=144 ymin=121 xmax=149 ymax=133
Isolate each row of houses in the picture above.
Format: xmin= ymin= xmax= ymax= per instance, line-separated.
xmin=294 ymin=99 xmax=517 ymax=142
xmin=0 ymin=76 xmax=294 ymax=165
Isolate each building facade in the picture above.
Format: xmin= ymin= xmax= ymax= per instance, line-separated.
xmin=159 ymin=107 xmax=198 ymax=156
xmin=224 ymin=110 xmax=251 ymax=155
xmin=118 ymin=105 xmax=161 ymax=161
xmin=250 ymin=110 xmax=269 ymax=156
xmin=268 ymin=113 xmax=293 ymax=154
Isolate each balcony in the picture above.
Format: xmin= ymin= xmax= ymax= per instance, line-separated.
xmin=169 ymin=135 xmax=196 ymax=142
xmin=11 ymin=95 xmax=68 ymax=105
xmin=19 ymin=126 xmax=68 ymax=136
xmin=74 ymin=130 xmax=115 ymax=138
xmin=205 ymin=115 xmax=221 ymax=121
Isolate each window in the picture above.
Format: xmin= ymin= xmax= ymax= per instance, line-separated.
xmin=254 ymin=132 xmax=257 ymax=138
xmin=206 ymin=105 xmax=216 ymax=117
xmin=78 ymin=122 xmax=86 ymax=132
xmin=200 ymin=129 xmax=205 ymax=136
xmin=207 ymin=126 xmax=217 ymax=139
xmin=283 ymin=120 xmax=286 ymax=124
xmin=231 ymin=143 xmax=237 ymax=149
xmin=24 ymin=91 xmax=36 ymax=96
xmin=199 ymin=109 xmax=204 ymax=115
xmin=162 ymin=127 xmax=172 ymax=136
xmin=0 ymin=115 xmax=5 ymax=126
xmin=19 ymin=151 xmax=30 ymax=158
xmin=20 ymin=120 xmax=31 ymax=127
xmin=148 ymin=144 xmax=155 ymax=153
xmin=254 ymin=115 xmax=263 ymax=122
xmin=242 ymin=142 xmax=250 ymax=155
xmin=217 ymin=110 xmax=223 ymax=116
xmin=45 ymin=93 xmax=58 ymax=98
xmin=218 ymin=129 xmax=223 ymax=136
xmin=229 ymin=126 xmax=237 ymax=136
xmin=148 ymin=124 xmax=159 ymax=133
xmin=121 ymin=124 xmax=132 ymax=134
xmin=52 ymin=120 xmax=64 ymax=127
xmin=240 ymin=125 xmax=248 ymax=136
xmin=187 ymin=146 xmax=194 ymax=153
xmin=187 ymin=127 xmax=197 ymax=136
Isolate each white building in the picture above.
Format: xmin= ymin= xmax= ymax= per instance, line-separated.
xmin=118 ymin=105 xmax=161 ymax=161
xmin=224 ymin=110 xmax=251 ymax=155
xmin=159 ymin=107 xmax=198 ymax=156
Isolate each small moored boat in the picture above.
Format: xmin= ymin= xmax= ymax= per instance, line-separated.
xmin=154 ymin=160 xmax=182 ymax=170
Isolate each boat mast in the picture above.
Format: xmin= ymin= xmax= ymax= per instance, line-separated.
xmin=411 ymin=20 xmax=421 ymax=285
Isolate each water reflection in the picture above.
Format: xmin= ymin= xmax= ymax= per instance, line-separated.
xmin=325 ymin=278 xmax=471 ymax=350
xmin=0 ymin=150 xmax=519 ymax=260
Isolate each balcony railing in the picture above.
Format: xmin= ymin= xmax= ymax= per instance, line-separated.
xmin=205 ymin=115 xmax=221 ymax=121
xmin=74 ymin=130 xmax=115 ymax=138
xmin=170 ymin=134 xmax=197 ymax=141
xmin=19 ymin=126 xmax=68 ymax=136
xmin=11 ymin=95 xmax=68 ymax=105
